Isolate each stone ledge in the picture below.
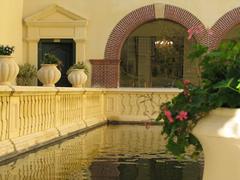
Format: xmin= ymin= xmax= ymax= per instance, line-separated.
xmin=0 ymin=121 xmax=107 ymax=163
xmin=57 ymin=122 xmax=87 ymax=136
xmin=12 ymin=128 xmax=60 ymax=152
xmin=104 ymin=88 xmax=182 ymax=93
xmin=108 ymin=120 xmax=161 ymax=126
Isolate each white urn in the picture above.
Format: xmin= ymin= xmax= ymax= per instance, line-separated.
xmin=192 ymin=108 xmax=240 ymax=180
xmin=67 ymin=69 xmax=87 ymax=87
xmin=37 ymin=64 xmax=61 ymax=87
xmin=0 ymin=56 xmax=19 ymax=85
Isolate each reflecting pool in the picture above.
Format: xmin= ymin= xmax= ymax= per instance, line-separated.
xmin=0 ymin=125 xmax=203 ymax=180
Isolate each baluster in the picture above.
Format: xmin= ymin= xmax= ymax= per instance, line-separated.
xmin=67 ymin=94 xmax=69 ymax=124
xmin=62 ymin=95 xmax=64 ymax=125
xmin=61 ymin=94 xmax=64 ymax=125
xmin=46 ymin=95 xmax=50 ymax=129
xmin=41 ymin=95 xmax=45 ymax=131
xmin=30 ymin=96 xmax=34 ymax=133
xmin=49 ymin=95 xmax=52 ymax=128
xmin=69 ymin=94 xmax=71 ymax=123
xmin=39 ymin=95 xmax=43 ymax=131
xmin=66 ymin=95 xmax=69 ymax=124
xmin=72 ymin=95 xmax=75 ymax=123
xmin=44 ymin=95 xmax=48 ymax=130
xmin=59 ymin=95 xmax=62 ymax=125
xmin=71 ymin=95 xmax=74 ymax=123
xmin=22 ymin=96 xmax=27 ymax=135
xmin=19 ymin=96 xmax=23 ymax=136
xmin=59 ymin=95 xmax=62 ymax=126
xmin=69 ymin=94 xmax=72 ymax=123
xmin=62 ymin=94 xmax=64 ymax=125
xmin=0 ymin=97 xmax=2 ymax=141
xmin=33 ymin=96 xmax=37 ymax=133
xmin=77 ymin=95 xmax=81 ymax=122
xmin=25 ymin=96 xmax=29 ymax=135
xmin=36 ymin=95 xmax=40 ymax=132
xmin=1 ymin=97 xmax=7 ymax=140
xmin=43 ymin=95 xmax=47 ymax=131
xmin=49 ymin=95 xmax=53 ymax=128
xmin=6 ymin=97 xmax=10 ymax=139
xmin=27 ymin=96 xmax=31 ymax=134
xmin=76 ymin=95 xmax=80 ymax=122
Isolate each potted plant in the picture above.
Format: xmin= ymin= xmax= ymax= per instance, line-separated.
xmin=158 ymin=40 xmax=240 ymax=180
xmin=37 ymin=53 xmax=61 ymax=87
xmin=67 ymin=62 xmax=88 ymax=87
xmin=0 ymin=45 xmax=19 ymax=85
xmin=17 ymin=63 xmax=37 ymax=86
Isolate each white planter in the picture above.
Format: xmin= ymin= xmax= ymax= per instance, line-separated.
xmin=0 ymin=56 xmax=19 ymax=85
xmin=67 ymin=69 xmax=87 ymax=88
xmin=37 ymin=64 xmax=61 ymax=87
xmin=192 ymin=108 xmax=240 ymax=180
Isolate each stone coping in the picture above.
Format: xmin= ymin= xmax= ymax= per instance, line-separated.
xmin=104 ymin=88 xmax=182 ymax=93
xmin=0 ymin=86 xmax=12 ymax=92
xmin=0 ymin=86 xmax=182 ymax=93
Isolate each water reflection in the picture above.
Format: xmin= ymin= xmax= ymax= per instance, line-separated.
xmin=0 ymin=125 xmax=203 ymax=180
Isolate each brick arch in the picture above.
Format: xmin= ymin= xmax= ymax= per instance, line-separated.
xmin=91 ymin=4 xmax=207 ymax=88
xmin=210 ymin=7 xmax=240 ymax=49
xmin=104 ymin=5 xmax=155 ymax=60
xmin=104 ymin=4 xmax=207 ymax=60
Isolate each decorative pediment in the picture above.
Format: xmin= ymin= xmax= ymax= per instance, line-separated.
xmin=24 ymin=4 xmax=87 ymax=27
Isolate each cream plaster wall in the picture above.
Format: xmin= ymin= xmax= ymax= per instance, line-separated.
xmin=0 ymin=0 xmax=23 ymax=64
xmin=23 ymin=0 xmax=240 ymax=61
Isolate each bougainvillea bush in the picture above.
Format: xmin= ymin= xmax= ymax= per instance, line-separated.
xmin=157 ymin=40 xmax=240 ymax=158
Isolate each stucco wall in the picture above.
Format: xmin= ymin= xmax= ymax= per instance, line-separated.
xmin=23 ymin=0 xmax=240 ymax=61
xmin=0 ymin=0 xmax=23 ymax=64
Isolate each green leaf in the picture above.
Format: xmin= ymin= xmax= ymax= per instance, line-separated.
xmin=236 ymin=80 xmax=240 ymax=90
xmin=188 ymin=44 xmax=208 ymax=61
xmin=212 ymin=79 xmax=233 ymax=89
xmin=175 ymin=80 xmax=184 ymax=89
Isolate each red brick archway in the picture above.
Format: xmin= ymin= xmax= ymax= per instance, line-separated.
xmin=209 ymin=7 xmax=240 ymax=49
xmin=90 ymin=4 xmax=207 ymax=88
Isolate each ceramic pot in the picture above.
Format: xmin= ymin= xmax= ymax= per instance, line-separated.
xmin=0 ymin=56 xmax=19 ymax=85
xmin=67 ymin=69 xmax=87 ymax=87
xmin=192 ymin=108 xmax=240 ymax=180
xmin=37 ymin=64 xmax=61 ymax=87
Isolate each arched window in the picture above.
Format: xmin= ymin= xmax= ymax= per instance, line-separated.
xmin=120 ymin=20 xmax=198 ymax=87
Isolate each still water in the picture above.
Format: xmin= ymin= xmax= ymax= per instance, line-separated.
xmin=0 ymin=125 xmax=203 ymax=180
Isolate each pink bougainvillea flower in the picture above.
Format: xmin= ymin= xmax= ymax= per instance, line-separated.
xmin=183 ymin=79 xmax=191 ymax=85
xmin=187 ymin=27 xmax=195 ymax=40
xmin=183 ymin=89 xmax=190 ymax=96
xmin=183 ymin=88 xmax=190 ymax=97
xmin=176 ymin=111 xmax=188 ymax=121
xmin=187 ymin=25 xmax=205 ymax=40
xmin=183 ymin=80 xmax=191 ymax=97
xmin=164 ymin=110 xmax=174 ymax=124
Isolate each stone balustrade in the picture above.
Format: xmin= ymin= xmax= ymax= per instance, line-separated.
xmin=0 ymin=86 xmax=180 ymax=161
xmin=105 ymin=88 xmax=180 ymax=122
